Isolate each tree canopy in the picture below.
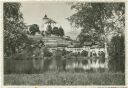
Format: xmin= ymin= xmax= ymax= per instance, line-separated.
xmin=67 ymin=3 xmax=125 ymax=44
xmin=67 ymin=2 xmax=125 ymax=72
xmin=58 ymin=26 xmax=65 ymax=37
xmin=45 ymin=25 xmax=52 ymax=36
xmin=29 ymin=24 xmax=40 ymax=35
xmin=4 ymin=2 xmax=28 ymax=56
xmin=52 ymin=27 xmax=59 ymax=36
xmin=108 ymin=35 xmax=125 ymax=72
xmin=52 ymin=26 xmax=65 ymax=37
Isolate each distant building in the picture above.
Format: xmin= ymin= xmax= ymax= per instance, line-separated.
xmin=42 ymin=14 xmax=56 ymax=31
xmin=28 ymin=14 xmax=105 ymax=55
xmin=28 ymin=14 xmax=74 ymax=50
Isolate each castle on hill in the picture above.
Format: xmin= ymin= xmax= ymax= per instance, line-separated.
xmin=42 ymin=14 xmax=56 ymax=31
xmin=27 ymin=14 xmax=75 ymax=48
xmin=27 ymin=14 xmax=104 ymax=55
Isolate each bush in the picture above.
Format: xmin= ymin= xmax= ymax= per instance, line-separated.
xmin=81 ymin=50 xmax=88 ymax=57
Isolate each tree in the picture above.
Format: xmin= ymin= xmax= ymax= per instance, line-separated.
xmin=29 ymin=24 xmax=40 ymax=35
xmin=45 ymin=25 xmax=52 ymax=36
xmin=52 ymin=27 xmax=59 ymax=36
xmin=67 ymin=3 xmax=125 ymax=60
xmin=108 ymin=34 xmax=125 ymax=72
xmin=78 ymin=32 xmax=92 ymax=45
xmin=4 ymin=2 xmax=28 ymax=56
xmin=52 ymin=26 xmax=65 ymax=36
xmin=58 ymin=26 xmax=65 ymax=36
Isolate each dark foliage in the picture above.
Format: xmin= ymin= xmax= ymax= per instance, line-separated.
xmin=4 ymin=2 xmax=28 ymax=56
xmin=29 ymin=24 xmax=40 ymax=35
xmin=52 ymin=26 xmax=65 ymax=36
xmin=81 ymin=50 xmax=88 ymax=57
xmin=108 ymin=35 xmax=125 ymax=72
xmin=58 ymin=26 xmax=65 ymax=36
xmin=45 ymin=25 xmax=52 ymax=36
xmin=52 ymin=27 xmax=59 ymax=36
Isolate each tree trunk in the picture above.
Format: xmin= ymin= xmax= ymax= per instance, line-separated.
xmin=104 ymin=42 xmax=109 ymax=70
xmin=104 ymin=42 xmax=108 ymax=59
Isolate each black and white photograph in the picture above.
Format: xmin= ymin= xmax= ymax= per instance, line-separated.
xmin=3 ymin=1 xmax=125 ymax=86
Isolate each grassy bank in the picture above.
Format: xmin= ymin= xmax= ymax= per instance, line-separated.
xmin=4 ymin=72 xmax=125 ymax=85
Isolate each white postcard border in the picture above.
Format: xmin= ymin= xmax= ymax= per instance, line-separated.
xmin=0 ymin=0 xmax=127 ymax=88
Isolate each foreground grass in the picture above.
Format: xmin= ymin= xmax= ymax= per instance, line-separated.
xmin=4 ymin=72 xmax=125 ymax=85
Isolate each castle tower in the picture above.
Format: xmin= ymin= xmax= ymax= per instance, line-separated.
xmin=42 ymin=14 xmax=56 ymax=31
xmin=42 ymin=14 xmax=49 ymax=25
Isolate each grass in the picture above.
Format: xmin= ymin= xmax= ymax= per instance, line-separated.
xmin=4 ymin=72 xmax=125 ymax=85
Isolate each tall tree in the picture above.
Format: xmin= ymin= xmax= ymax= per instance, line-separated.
xmin=29 ymin=24 xmax=40 ymax=35
xmin=67 ymin=3 xmax=125 ymax=60
xmin=108 ymin=34 xmax=125 ymax=72
xmin=58 ymin=26 xmax=65 ymax=37
xmin=52 ymin=27 xmax=59 ymax=36
xmin=45 ymin=25 xmax=52 ymax=36
xmin=4 ymin=2 xmax=28 ymax=56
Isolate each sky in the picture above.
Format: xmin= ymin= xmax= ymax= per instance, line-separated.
xmin=21 ymin=2 xmax=81 ymax=39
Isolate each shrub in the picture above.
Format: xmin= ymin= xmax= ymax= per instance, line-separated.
xmin=81 ymin=50 xmax=88 ymax=57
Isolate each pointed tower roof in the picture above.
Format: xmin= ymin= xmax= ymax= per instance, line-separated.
xmin=43 ymin=14 xmax=56 ymax=24
xmin=43 ymin=14 xmax=48 ymax=20
xmin=44 ymin=14 xmax=47 ymax=18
